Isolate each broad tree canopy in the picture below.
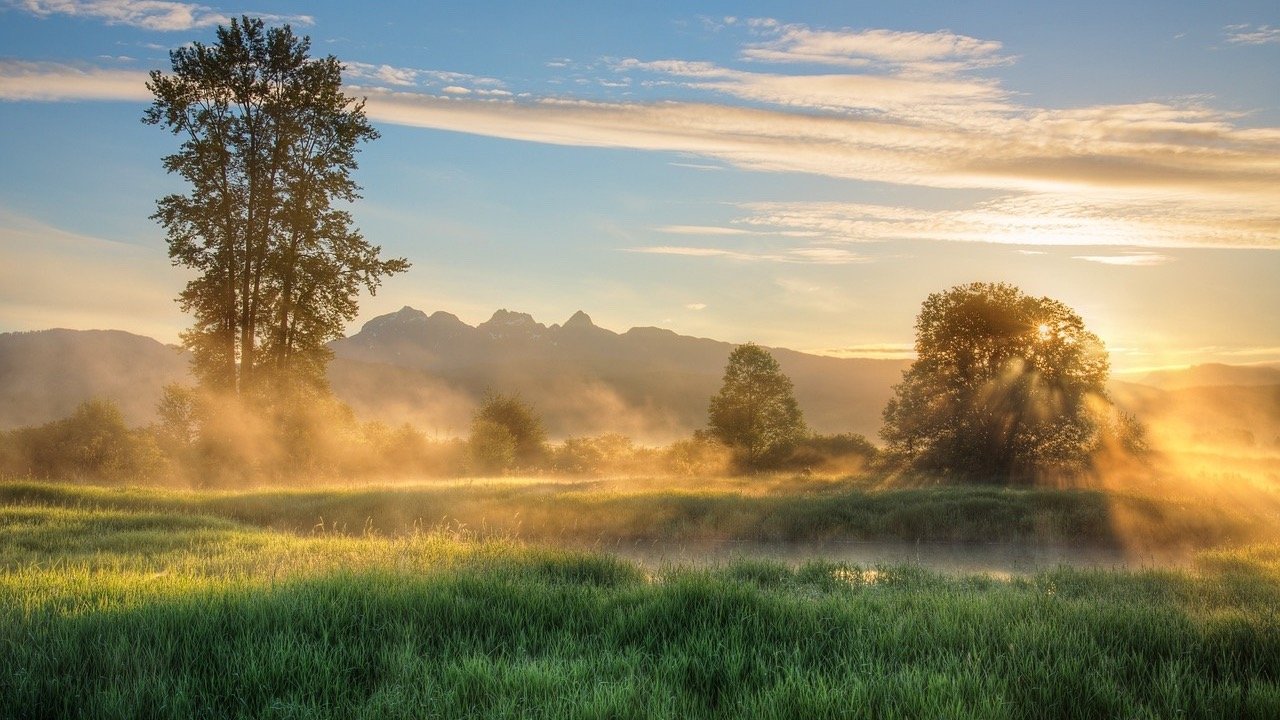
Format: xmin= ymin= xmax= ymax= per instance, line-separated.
xmin=881 ymin=282 xmax=1117 ymax=483
xmin=145 ymin=17 xmax=407 ymax=400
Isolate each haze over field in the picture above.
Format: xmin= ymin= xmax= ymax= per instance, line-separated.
xmin=1 ymin=1 xmax=1277 ymax=374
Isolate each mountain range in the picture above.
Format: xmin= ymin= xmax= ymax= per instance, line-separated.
xmin=327 ymin=307 xmax=907 ymax=439
xmin=1 ymin=308 xmax=1277 ymax=449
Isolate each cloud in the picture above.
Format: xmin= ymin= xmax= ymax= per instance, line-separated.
xmin=616 ymin=57 xmax=1008 ymax=121
xmin=684 ymin=303 xmax=707 ymax=311
xmin=668 ymin=161 xmax=724 ymax=171
xmin=0 ymin=60 xmax=150 ymax=101
xmin=5 ymin=17 xmax=1278 ymax=252
xmin=623 ymin=245 xmax=866 ymax=264
xmin=343 ymin=62 xmax=419 ymax=87
xmin=819 ymin=343 xmax=916 ymax=360
xmin=1072 ymin=252 xmax=1173 ymax=266
xmin=14 ymin=0 xmax=313 ymax=31
xmin=739 ymin=22 xmax=1010 ymax=72
xmin=657 ymin=225 xmax=754 ymax=236
xmin=1225 ymin=24 xmax=1280 ymax=45
xmin=343 ymin=62 xmax=506 ymax=94
xmin=732 ymin=191 xmax=1279 ymax=249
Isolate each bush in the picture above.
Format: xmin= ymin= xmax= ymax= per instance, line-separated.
xmin=663 ymin=433 xmax=733 ymax=476
xmin=0 ymin=399 xmax=165 ymax=482
xmin=785 ymin=433 xmax=879 ymax=474
xmin=468 ymin=419 xmax=517 ymax=475
xmin=551 ymin=434 xmax=658 ymax=475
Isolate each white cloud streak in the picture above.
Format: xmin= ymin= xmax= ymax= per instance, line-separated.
xmin=740 ymin=23 xmax=1010 ymax=72
xmin=1225 ymin=24 xmax=1280 ymax=45
xmin=0 ymin=60 xmax=151 ymax=101
xmin=624 ymin=245 xmax=866 ymax=265
xmin=14 ymin=0 xmax=312 ymax=31
xmin=1072 ymin=252 xmax=1173 ymax=266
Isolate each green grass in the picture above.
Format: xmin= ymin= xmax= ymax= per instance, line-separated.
xmin=2 ymin=487 xmax=1279 ymax=718
xmin=2 ymin=475 xmax=1277 ymax=550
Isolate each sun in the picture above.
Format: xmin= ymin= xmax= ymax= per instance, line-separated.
xmin=1036 ymin=323 xmax=1052 ymax=341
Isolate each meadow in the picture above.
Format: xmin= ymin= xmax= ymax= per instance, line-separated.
xmin=2 ymin=476 xmax=1279 ymax=718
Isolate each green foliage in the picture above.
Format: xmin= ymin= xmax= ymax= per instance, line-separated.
xmin=663 ymin=433 xmax=733 ymax=476
xmin=472 ymin=393 xmax=547 ymax=470
xmin=144 ymin=16 xmax=407 ymax=398
xmin=785 ymin=432 xmax=879 ymax=473
xmin=0 ymin=400 xmax=164 ymax=482
xmin=708 ymin=344 xmax=806 ymax=471
xmin=551 ymin=433 xmax=653 ymax=475
xmin=3 ymin=498 xmax=1279 ymax=718
xmin=882 ymin=282 xmax=1129 ymax=484
xmin=468 ymin=419 xmax=518 ymax=475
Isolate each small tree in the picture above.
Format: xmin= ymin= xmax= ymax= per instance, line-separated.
xmin=881 ymin=282 xmax=1127 ymax=483
xmin=471 ymin=392 xmax=547 ymax=470
xmin=707 ymin=343 xmax=806 ymax=470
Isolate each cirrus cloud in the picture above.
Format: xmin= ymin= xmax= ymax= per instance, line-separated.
xmin=12 ymin=0 xmax=313 ymax=32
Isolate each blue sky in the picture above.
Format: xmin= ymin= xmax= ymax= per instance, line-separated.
xmin=1 ymin=0 xmax=1277 ymax=372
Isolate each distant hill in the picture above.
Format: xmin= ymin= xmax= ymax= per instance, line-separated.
xmin=0 ymin=329 xmax=189 ymax=428
xmin=1133 ymin=363 xmax=1280 ymax=390
xmin=328 ymin=307 xmax=910 ymax=440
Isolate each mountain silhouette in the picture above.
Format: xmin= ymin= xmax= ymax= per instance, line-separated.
xmin=327 ymin=307 xmax=910 ymax=440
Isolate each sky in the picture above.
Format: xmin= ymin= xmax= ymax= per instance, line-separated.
xmin=0 ymin=1 xmax=1277 ymax=374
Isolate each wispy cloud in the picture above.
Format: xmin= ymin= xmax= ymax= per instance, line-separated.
xmin=616 ymin=56 xmax=1008 ymax=121
xmin=624 ymin=245 xmax=866 ymax=264
xmin=13 ymin=0 xmax=313 ymax=32
xmin=684 ymin=302 xmax=707 ymax=311
xmin=740 ymin=22 xmax=1011 ymax=73
xmin=343 ymin=62 xmax=507 ymax=95
xmin=1224 ymin=24 xmax=1280 ymax=45
xmin=818 ymin=343 xmax=916 ymax=360
xmin=0 ymin=60 xmax=150 ymax=101
xmin=667 ymin=161 xmax=724 ymax=171
xmin=5 ymin=17 xmax=1278 ymax=253
xmin=1072 ymin=252 xmax=1173 ymax=266
xmin=733 ymin=191 xmax=1280 ymax=250
xmin=657 ymin=225 xmax=755 ymax=236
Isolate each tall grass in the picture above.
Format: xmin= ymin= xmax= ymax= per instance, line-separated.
xmin=2 ymin=496 xmax=1279 ymax=718
xmin=2 ymin=476 xmax=1276 ymax=551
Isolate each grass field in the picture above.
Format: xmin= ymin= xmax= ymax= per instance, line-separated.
xmin=2 ymin=479 xmax=1279 ymax=718
xmin=2 ymin=471 xmax=1277 ymax=552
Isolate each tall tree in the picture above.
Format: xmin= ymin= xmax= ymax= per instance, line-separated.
xmin=881 ymin=282 xmax=1127 ymax=483
xmin=144 ymin=16 xmax=408 ymax=399
xmin=708 ymin=343 xmax=806 ymax=470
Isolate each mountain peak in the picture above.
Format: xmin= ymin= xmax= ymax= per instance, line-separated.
xmin=563 ymin=310 xmax=594 ymax=329
xmin=478 ymin=309 xmax=546 ymax=339
xmin=427 ymin=310 xmax=466 ymax=326
xmin=357 ymin=306 xmax=429 ymax=337
xmin=484 ymin=309 xmax=538 ymax=326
